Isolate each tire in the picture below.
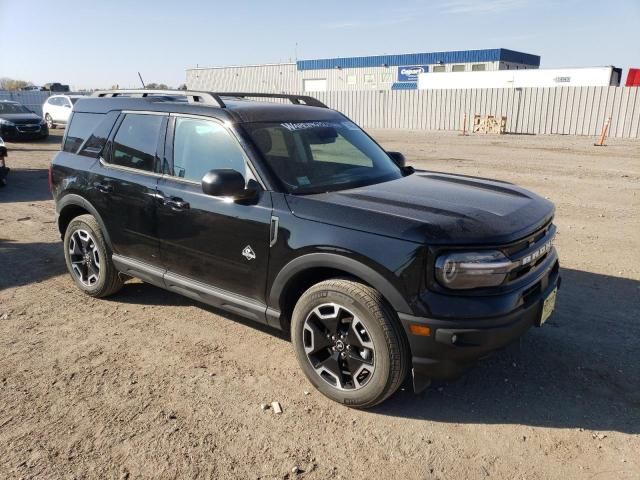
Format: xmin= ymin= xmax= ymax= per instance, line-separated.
xmin=291 ymin=279 xmax=410 ymax=408
xmin=63 ymin=214 xmax=123 ymax=298
xmin=45 ymin=114 xmax=55 ymax=129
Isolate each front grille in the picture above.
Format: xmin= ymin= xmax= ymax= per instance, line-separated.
xmin=503 ymin=220 xmax=553 ymax=257
xmin=16 ymin=125 xmax=41 ymax=133
xmin=502 ymin=221 xmax=556 ymax=285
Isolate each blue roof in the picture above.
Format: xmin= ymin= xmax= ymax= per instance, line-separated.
xmin=297 ymin=48 xmax=540 ymax=70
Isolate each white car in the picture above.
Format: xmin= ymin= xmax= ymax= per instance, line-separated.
xmin=42 ymin=95 xmax=84 ymax=129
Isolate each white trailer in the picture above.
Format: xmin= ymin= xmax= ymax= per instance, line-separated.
xmin=418 ymin=66 xmax=622 ymax=89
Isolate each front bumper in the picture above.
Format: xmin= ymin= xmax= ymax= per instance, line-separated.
xmin=399 ymin=256 xmax=561 ymax=390
xmin=0 ymin=124 xmax=48 ymax=140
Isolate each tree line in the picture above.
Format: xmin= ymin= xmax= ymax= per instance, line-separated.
xmin=1 ymin=77 xmax=186 ymax=91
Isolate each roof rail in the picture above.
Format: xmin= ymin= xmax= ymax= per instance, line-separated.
xmin=91 ymin=89 xmax=225 ymax=107
xmin=90 ymin=90 xmax=328 ymax=109
xmin=212 ymin=92 xmax=328 ymax=108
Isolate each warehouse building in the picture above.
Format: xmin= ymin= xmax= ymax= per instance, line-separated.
xmin=186 ymin=48 xmax=540 ymax=93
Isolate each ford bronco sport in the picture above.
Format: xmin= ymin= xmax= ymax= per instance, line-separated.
xmin=50 ymin=90 xmax=560 ymax=408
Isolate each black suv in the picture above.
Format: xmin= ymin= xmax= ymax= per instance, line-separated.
xmin=50 ymin=90 xmax=560 ymax=408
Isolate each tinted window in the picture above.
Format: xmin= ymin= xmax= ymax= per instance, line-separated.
xmin=111 ymin=114 xmax=164 ymax=172
xmin=78 ymin=111 xmax=119 ymax=158
xmin=0 ymin=102 xmax=30 ymax=114
xmin=63 ymin=112 xmax=105 ymax=153
xmin=70 ymin=97 xmax=80 ymax=104
xmin=244 ymin=120 xmax=402 ymax=194
xmin=172 ymin=117 xmax=247 ymax=182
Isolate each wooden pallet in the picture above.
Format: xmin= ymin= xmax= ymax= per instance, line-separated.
xmin=473 ymin=115 xmax=507 ymax=134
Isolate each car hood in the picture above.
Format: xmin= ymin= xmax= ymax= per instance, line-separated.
xmin=0 ymin=113 xmax=43 ymax=124
xmin=285 ymin=171 xmax=555 ymax=245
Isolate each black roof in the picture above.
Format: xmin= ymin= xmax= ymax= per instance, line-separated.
xmin=74 ymin=91 xmax=340 ymax=123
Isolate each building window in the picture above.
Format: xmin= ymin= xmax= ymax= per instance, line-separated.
xmin=346 ymin=75 xmax=357 ymax=85
xmin=381 ymin=73 xmax=393 ymax=83
xmin=432 ymin=65 xmax=445 ymax=73
xmin=452 ymin=64 xmax=465 ymax=72
xmin=364 ymin=74 xmax=376 ymax=85
xmin=472 ymin=64 xmax=486 ymax=71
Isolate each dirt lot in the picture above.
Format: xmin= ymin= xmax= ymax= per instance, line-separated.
xmin=1 ymin=129 xmax=638 ymax=480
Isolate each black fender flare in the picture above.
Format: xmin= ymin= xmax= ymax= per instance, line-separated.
xmin=268 ymin=253 xmax=412 ymax=314
xmin=56 ymin=194 xmax=113 ymax=249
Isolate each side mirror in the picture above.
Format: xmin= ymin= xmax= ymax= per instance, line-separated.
xmin=387 ymin=151 xmax=406 ymax=168
xmin=201 ymin=169 xmax=257 ymax=200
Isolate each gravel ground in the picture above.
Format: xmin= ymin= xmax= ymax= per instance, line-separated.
xmin=0 ymin=129 xmax=638 ymax=480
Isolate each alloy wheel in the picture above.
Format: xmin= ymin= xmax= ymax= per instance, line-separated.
xmin=68 ymin=229 xmax=101 ymax=287
xmin=303 ymin=303 xmax=376 ymax=391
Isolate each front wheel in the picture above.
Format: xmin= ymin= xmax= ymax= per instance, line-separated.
xmin=63 ymin=214 xmax=123 ymax=297
xmin=45 ymin=114 xmax=55 ymax=129
xmin=291 ymin=279 xmax=410 ymax=408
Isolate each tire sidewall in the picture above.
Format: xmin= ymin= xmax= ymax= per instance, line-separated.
xmin=63 ymin=217 xmax=110 ymax=295
xmin=291 ymin=286 xmax=394 ymax=407
xmin=45 ymin=114 xmax=54 ymax=129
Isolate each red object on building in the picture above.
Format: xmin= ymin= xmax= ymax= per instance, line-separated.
xmin=626 ymin=68 xmax=640 ymax=86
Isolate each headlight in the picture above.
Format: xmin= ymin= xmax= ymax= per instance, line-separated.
xmin=435 ymin=250 xmax=511 ymax=289
xmin=0 ymin=118 xmax=15 ymax=126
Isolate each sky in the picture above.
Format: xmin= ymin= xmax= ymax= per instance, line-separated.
xmin=1 ymin=0 xmax=639 ymax=90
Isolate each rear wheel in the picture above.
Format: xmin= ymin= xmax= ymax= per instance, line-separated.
xmin=291 ymin=279 xmax=410 ymax=408
xmin=63 ymin=214 xmax=123 ymax=297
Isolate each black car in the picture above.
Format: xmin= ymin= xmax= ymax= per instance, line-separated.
xmin=50 ymin=90 xmax=560 ymax=408
xmin=0 ymin=136 xmax=8 ymax=186
xmin=0 ymin=100 xmax=49 ymax=140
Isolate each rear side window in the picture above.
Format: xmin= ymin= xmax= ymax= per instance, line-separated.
xmin=63 ymin=113 xmax=105 ymax=153
xmin=78 ymin=111 xmax=119 ymax=158
xmin=111 ymin=114 xmax=164 ymax=172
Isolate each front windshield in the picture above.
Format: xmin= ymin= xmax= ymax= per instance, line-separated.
xmin=0 ymin=102 xmax=30 ymax=114
xmin=243 ymin=120 xmax=403 ymax=194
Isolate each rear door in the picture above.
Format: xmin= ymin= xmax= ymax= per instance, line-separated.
xmin=156 ymin=115 xmax=273 ymax=308
xmin=89 ymin=111 xmax=167 ymax=265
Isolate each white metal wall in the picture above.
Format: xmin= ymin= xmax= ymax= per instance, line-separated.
xmin=0 ymin=91 xmax=85 ymax=116
xmin=3 ymin=87 xmax=637 ymax=138
xmin=186 ymin=60 xmax=525 ymax=93
xmin=299 ymin=87 xmax=640 ymax=138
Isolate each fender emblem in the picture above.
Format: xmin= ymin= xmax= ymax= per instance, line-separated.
xmin=242 ymin=245 xmax=256 ymax=261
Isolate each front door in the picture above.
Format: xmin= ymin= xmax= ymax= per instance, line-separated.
xmin=156 ymin=115 xmax=272 ymax=309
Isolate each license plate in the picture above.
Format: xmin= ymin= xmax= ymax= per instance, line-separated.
xmin=539 ymin=287 xmax=557 ymax=326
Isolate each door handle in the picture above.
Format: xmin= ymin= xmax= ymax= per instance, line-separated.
xmin=164 ymin=197 xmax=190 ymax=211
xmin=96 ymin=183 xmax=113 ymax=194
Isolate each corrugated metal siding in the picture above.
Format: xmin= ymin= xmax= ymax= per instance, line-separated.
xmin=290 ymin=87 xmax=639 ymax=138
xmin=188 ymin=64 xmax=299 ymax=93
xmin=188 ymin=62 xmax=506 ymax=93
xmin=0 ymin=91 xmax=86 ymax=116
xmin=296 ymin=49 xmax=539 ymax=70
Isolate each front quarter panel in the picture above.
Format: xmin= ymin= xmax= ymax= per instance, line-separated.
xmin=267 ymin=193 xmax=427 ymax=316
